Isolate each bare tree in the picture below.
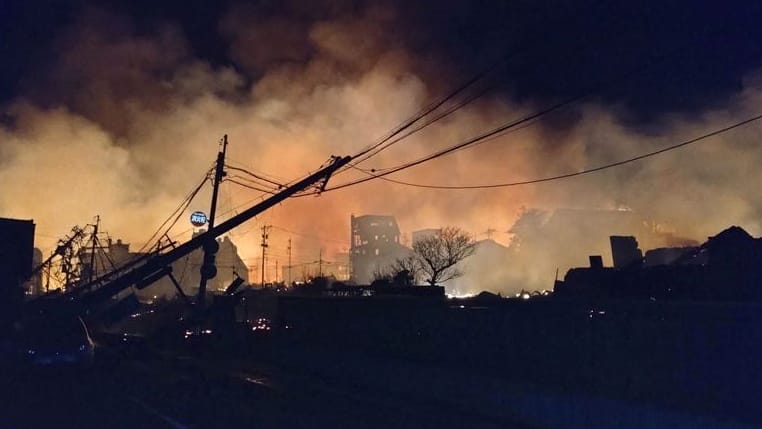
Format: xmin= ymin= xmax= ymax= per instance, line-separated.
xmin=413 ymin=227 xmax=476 ymax=286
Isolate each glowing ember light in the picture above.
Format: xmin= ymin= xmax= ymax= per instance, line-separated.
xmin=251 ymin=317 xmax=272 ymax=331
xmin=446 ymin=292 xmax=475 ymax=299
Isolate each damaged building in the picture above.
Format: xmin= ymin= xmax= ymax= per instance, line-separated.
xmin=554 ymin=226 xmax=762 ymax=302
xmin=349 ymin=214 xmax=411 ymax=284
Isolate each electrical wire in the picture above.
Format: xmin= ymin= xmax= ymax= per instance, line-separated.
xmin=348 ymin=112 xmax=762 ymax=189
xmin=296 ymin=92 xmax=589 ymax=195
xmin=226 ymin=158 xmax=291 ymax=183
xmin=351 ymin=62 xmax=502 ymax=163
xmin=225 ymin=177 xmax=278 ymax=194
xmin=349 ymin=79 xmax=499 ymax=170
xmin=225 ymin=164 xmax=285 ymax=189
xmin=226 ymin=173 xmax=281 ymax=190
xmin=134 ymin=166 xmax=213 ymax=254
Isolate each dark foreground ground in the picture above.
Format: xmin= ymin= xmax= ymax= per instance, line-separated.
xmin=0 ymin=340 xmax=534 ymax=429
xmin=2 ymin=297 xmax=761 ymax=428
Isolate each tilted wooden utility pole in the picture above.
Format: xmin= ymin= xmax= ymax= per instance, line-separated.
xmin=198 ymin=135 xmax=227 ymax=309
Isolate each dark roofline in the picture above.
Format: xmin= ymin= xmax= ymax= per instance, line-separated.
xmin=0 ymin=217 xmax=35 ymax=224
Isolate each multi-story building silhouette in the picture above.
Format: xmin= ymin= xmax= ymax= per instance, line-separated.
xmin=349 ymin=214 xmax=411 ymax=284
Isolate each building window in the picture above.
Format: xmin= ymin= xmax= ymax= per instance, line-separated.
xmin=375 ymin=249 xmax=379 ymax=256
xmin=374 ymin=235 xmax=378 ymax=241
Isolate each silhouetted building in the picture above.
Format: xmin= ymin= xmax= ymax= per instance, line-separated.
xmin=589 ymin=255 xmax=604 ymax=269
xmin=349 ymin=214 xmax=411 ymax=284
xmin=449 ymin=239 xmax=513 ymax=295
xmin=0 ymin=217 xmax=35 ymax=319
xmin=108 ymin=238 xmax=131 ymax=262
xmin=507 ymin=207 xmax=698 ymax=292
xmin=23 ymin=248 xmax=43 ymax=296
xmin=644 ymin=247 xmax=696 ymax=267
xmin=610 ymin=236 xmax=643 ymax=269
xmin=211 ymin=235 xmax=250 ymax=289
xmin=555 ymin=225 xmax=762 ymax=302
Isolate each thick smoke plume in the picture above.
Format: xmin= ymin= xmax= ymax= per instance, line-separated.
xmin=1 ymin=2 xmax=760 ymax=294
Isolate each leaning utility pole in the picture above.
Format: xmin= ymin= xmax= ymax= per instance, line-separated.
xmin=74 ymin=154 xmax=351 ymax=308
xmin=260 ymin=225 xmax=270 ymax=287
xmin=198 ymin=135 xmax=228 ymax=309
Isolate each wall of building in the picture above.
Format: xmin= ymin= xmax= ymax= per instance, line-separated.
xmin=0 ymin=217 xmax=35 ymax=319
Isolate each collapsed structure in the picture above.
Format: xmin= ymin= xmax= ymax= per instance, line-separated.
xmin=555 ymin=226 xmax=762 ymax=301
xmin=79 ymin=234 xmax=248 ymax=301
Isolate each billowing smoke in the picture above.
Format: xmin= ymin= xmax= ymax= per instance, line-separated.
xmin=1 ymin=2 xmax=760 ymax=294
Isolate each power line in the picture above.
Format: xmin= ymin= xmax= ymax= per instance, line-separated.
xmin=350 ymin=60 xmax=504 ymax=164
xmin=225 ymin=157 xmax=291 ymax=182
xmin=357 ymin=115 xmax=544 ymax=175
xmin=303 ymin=93 xmax=589 ymax=195
xmin=225 ymin=164 xmax=285 ymax=189
xmin=349 ymin=80 xmax=499 ymax=170
xmin=134 ymin=166 xmax=213 ymax=254
xmin=226 ymin=173 xmax=280 ymax=190
xmin=351 ymin=112 xmax=762 ymax=189
xmin=226 ymin=177 xmax=277 ymax=194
